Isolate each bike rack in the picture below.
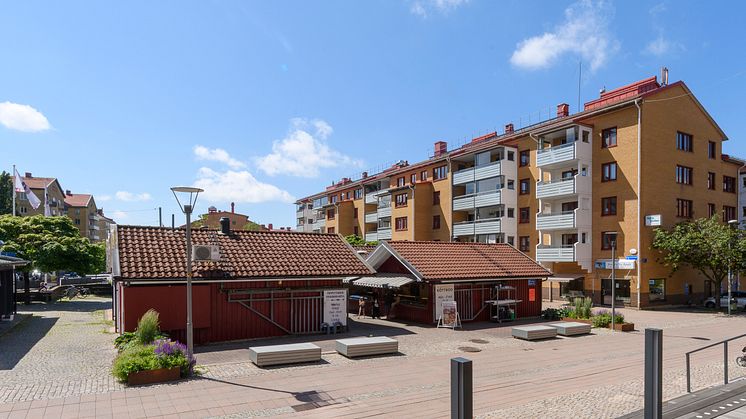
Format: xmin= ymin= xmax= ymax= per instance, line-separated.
xmin=686 ymin=333 xmax=746 ymax=393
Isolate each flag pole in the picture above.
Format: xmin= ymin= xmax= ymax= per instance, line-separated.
xmin=12 ymin=165 xmax=16 ymax=216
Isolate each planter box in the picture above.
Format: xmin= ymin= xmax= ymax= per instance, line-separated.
xmin=611 ymin=322 xmax=635 ymax=332
xmin=127 ymin=367 xmax=180 ymax=386
xmin=560 ymin=317 xmax=592 ymax=325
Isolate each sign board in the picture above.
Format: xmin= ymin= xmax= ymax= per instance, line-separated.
xmin=645 ymin=214 xmax=662 ymax=226
xmin=625 ymin=255 xmax=638 ymax=261
xmin=528 ymin=279 xmax=537 ymax=286
xmin=323 ymin=289 xmax=348 ymax=326
xmin=595 ymin=259 xmax=636 ymax=270
xmin=440 ymin=301 xmax=458 ymax=328
xmin=528 ymin=288 xmax=536 ymax=302
xmin=434 ymin=284 xmax=454 ymax=320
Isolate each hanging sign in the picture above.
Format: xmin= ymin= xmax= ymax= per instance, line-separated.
xmin=323 ymin=289 xmax=348 ymax=326
xmin=595 ymin=259 xmax=636 ymax=270
xmin=434 ymin=284 xmax=454 ymax=320
xmin=645 ymin=214 xmax=662 ymax=226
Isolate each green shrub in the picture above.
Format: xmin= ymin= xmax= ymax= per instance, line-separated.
xmin=592 ymin=313 xmax=611 ymax=328
xmin=134 ymin=309 xmax=160 ymax=345
xmin=581 ymin=297 xmax=593 ymax=319
xmin=556 ymin=307 xmax=572 ymax=319
xmin=112 ymin=344 xmax=159 ymax=382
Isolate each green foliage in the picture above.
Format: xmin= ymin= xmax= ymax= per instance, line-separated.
xmin=0 ymin=172 xmax=11 ymax=215
xmin=571 ymin=297 xmax=593 ymax=319
xmin=112 ymin=344 xmax=160 ymax=382
xmin=114 ymin=332 xmax=137 ymax=351
xmin=652 ymin=216 xmax=746 ymax=307
xmin=542 ymin=307 xmax=572 ymax=320
xmin=134 ymin=310 xmax=160 ymax=345
xmin=242 ymin=221 xmax=263 ymax=231
xmin=0 ymin=215 xmax=105 ymax=274
xmin=343 ymin=234 xmax=378 ymax=246
xmin=591 ymin=312 xmax=625 ymax=328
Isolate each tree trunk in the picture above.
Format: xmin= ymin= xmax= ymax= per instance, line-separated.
xmin=23 ymin=271 xmax=31 ymax=305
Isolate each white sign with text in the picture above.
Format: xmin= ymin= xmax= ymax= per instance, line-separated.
xmin=323 ymin=289 xmax=348 ymax=326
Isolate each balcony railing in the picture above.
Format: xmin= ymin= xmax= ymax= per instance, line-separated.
xmin=452 ymin=161 xmax=502 ymax=185
xmin=453 ymin=218 xmax=502 ymax=237
xmin=311 ymin=219 xmax=326 ymax=231
xmin=377 ymin=228 xmax=392 ymax=240
xmin=452 ymin=190 xmax=502 ymax=211
xmin=536 ymin=142 xmax=576 ymax=167
xmin=535 ymin=211 xmax=576 ymax=230
xmin=536 ymin=245 xmax=576 ymax=262
xmin=364 ymin=212 xmax=378 ymax=223
xmin=378 ymin=206 xmax=392 ymax=218
xmin=365 ymin=231 xmax=378 ymax=242
xmin=536 ymin=177 xmax=576 ymax=199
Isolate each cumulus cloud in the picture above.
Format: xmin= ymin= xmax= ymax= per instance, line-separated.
xmin=509 ymin=0 xmax=617 ymax=72
xmin=194 ymin=167 xmax=295 ymax=204
xmin=115 ymin=191 xmax=152 ymax=202
xmin=193 ymin=145 xmax=246 ymax=169
xmin=111 ymin=210 xmax=128 ymax=220
xmin=255 ymin=118 xmax=363 ymax=178
xmin=410 ymin=0 xmax=469 ymax=17
xmin=97 ymin=195 xmax=112 ymax=202
xmin=0 ymin=101 xmax=51 ymax=132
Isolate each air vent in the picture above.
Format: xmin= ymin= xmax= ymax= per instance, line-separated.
xmin=192 ymin=245 xmax=220 ymax=261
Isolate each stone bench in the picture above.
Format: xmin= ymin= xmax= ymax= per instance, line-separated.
xmin=511 ymin=325 xmax=557 ymax=341
xmin=548 ymin=321 xmax=592 ymax=336
xmin=336 ymin=337 xmax=398 ymax=358
xmin=248 ymin=343 xmax=322 ymax=367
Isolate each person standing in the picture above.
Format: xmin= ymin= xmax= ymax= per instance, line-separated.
xmin=384 ymin=292 xmax=394 ymax=318
xmin=357 ymin=297 xmax=366 ymax=318
xmin=372 ymin=298 xmax=381 ymax=319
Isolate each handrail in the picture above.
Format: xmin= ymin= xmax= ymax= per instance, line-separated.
xmin=685 ymin=333 xmax=746 ymax=393
xmin=537 ymin=141 xmax=575 ymax=154
xmin=537 ymin=210 xmax=576 ymax=217
xmin=453 ymin=217 xmax=502 ymax=225
xmin=453 ymin=159 xmax=502 ymax=175
xmin=453 ymin=189 xmax=502 ymax=200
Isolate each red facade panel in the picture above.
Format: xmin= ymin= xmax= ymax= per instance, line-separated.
xmin=122 ymin=285 xmax=211 ymax=332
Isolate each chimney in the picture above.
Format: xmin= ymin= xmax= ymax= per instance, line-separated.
xmin=556 ymin=103 xmax=569 ymax=118
xmin=661 ymin=66 xmax=669 ymax=86
xmin=268 ymin=223 xmax=273 ymax=230
xmin=505 ymin=123 xmax=514 ymax=134
xmin=231 ymin=202 xmax=235 ymax=213
xmin=260 ymin=224 xmax=266 ymax=230
xmin=434 ymin=141 xmax=448 ymax=157
xmin=66 ymin=190 xmax=72 ymax=196
xmin=362 ymin=171 xmax=368 ymax=179
xmin=25 ymin=172 xmax=32 ymax=178
xmin=219 ymin=217 xmax=230 ymax=235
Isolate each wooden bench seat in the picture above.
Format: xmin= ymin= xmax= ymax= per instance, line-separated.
xmin=511 ymin=325 xmax=557 ymax=341
xmin=336 ymin=337 xmax=398 ymax=358
xmin=548 ymin=322 xmax=592 ymax=336
xmin=248 ymin=343 xmax=322 ymax=367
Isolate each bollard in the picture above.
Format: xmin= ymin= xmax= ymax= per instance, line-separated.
xmin=451 ymin=357 xmax=473 ymax=419
xmin=644 ymin=328 xmax=663 ymax=419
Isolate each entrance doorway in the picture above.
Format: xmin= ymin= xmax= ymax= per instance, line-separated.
xmin=601 ymin=278 xmax=630 ymax=305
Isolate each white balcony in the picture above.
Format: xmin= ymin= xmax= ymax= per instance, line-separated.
xmin=452 ymin=161 xmax=502 ymax=185
xmin=536 ymin=245 xmax=576 ymax=263
xmin=536 ymin=177 xmax=576 ymax=199
xmin=364 ymin=212 xmax=378 ymax=223
xmin=377 ymin=228 xmax=392 ymax=240
xmin=312 ymin=219 xmax=326 ymax=231
xmin=536 ymin=211 xmax=575 ymax=230
xmin=365 ymin=231 xmax=378 ymax=242
xmin=378 ymin=206 xmax=391 ymax=218
xmin=452 ymin=190 xmax=502 ymax=211
xmin=365 ymin=194 xmax=378 ymax=204
xmin=536 ymin=142 xmax=577 ymax=167
xmin=453 ymin=218 xmax=502 ymax=237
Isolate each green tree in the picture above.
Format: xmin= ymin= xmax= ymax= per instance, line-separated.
xmin=343 ymin=234 xmax=378 ymax=247
xmin=242 ymin=221 xmax=263 ymax=231
xmin=652 ymin=216 xmax=745 ymax=307
xmin=0 ymin=171 xmax=12 ymax=215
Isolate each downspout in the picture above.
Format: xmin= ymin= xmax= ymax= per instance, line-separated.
xmin=634 ymin=99 xmax=642 ymax=309
xmin=447 ymin=155 xmax=454 ymax=242
xmin=737 ymin=161 xmax=746 ymax=292
xmin=408 ymin=184 xmax=415 ymax=241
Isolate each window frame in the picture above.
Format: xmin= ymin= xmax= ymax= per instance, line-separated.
xmin=676 ymin=131 xmax=693 ymax=152
xmin=519 ymin=150 xmax=530 ymax=167
xmin=433 ymin=191 xmax=440 ymax=205
xmin=519 ymin=236 xmax=530 ymax=252
xmin=708 ymin=141 xmax=716 ymax=159
xmin=676 ymin=198 xmax=693 ymax=218
xmin=394 ymin=192 xmax=408 ymax=208
xmin=724 ymin=176 xmax=736 ymax=193
xmin=432 ymin=215 xmax=441 ymax=230
xmin=397 ymin=177 xmax=405 ymax=187
xmin=601 ymin=162 xmax=618 ymax=182
xmin=395 ymin=216 xmax=408 ymax=231
xmin=519 ymin=207 xmax=530 ymax=224
xmin=675 ymin=165 xmax=693 ymax=185
xmin=519 ymin=178 xmax=530 ymax=195
xmin=708 ymin=172 xmax=716 ymax=190
xmin=602 ymin=127 xmax=617 ymax=148
xmin=433 ymin=165 xmax=448 ymax=181
xmin=601 ymin=196 xmax=617 ymax=216
xmin=601 ymin=231 xmax=618 ymax=250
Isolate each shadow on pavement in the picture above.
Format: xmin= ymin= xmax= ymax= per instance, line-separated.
xmin=0 ymin=315 xmax=58 ymax=370
xmin=17 ymin=298 xmax=111 ymax=314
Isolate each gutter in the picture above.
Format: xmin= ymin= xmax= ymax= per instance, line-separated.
xmin=634 ymin=99 xmax=642 ymax=309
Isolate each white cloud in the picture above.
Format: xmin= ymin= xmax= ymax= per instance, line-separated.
xmin=193 ymin=145 xmax=246 ymax=169
xmin=115 ymin=191 xmax=152 ymax=202
xmin=111 ymin=210 xmax=128 ymax=220
xmin=509 ymin=0 xmax=617 ymax=72
xmin=0 ymin=101 xmax=51 ymax=132
xmin=410 ymin=0 xmax=469 ymax=17
xmin=255 ymin=118 xmax=363 ymax=178
xmin=194 ymin=167 xmax=295 ymax=204
xmin=643 ymin=33 xmax=684 ymax=56
xmin=97 ymin=195 xmax=112 ymax=202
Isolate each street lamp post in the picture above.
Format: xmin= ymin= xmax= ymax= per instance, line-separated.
xmin=171 ymin=186 xmax=203 ymax=359
xmin=727 ymin=219 xmax=739 ymax=316
xmin=611 ymin=239 xmax=616 ymax=333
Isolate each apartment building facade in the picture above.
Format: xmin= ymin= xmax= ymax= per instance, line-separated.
xmin=15 ymin=173 xmax=66 ymax=217
xmin=296 ymin=74 xmax=742 ymax=308
xmin=64 ymin=192 xmax=102 ymax=242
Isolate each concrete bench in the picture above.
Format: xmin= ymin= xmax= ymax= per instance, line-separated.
xmin=511 ymin=325 xmax=557 ymax=341
xmin=548 ymin=322 xmax=592 ymax=336
xmin=336 ymin=337 xmax=398 ymax=358
xmin=248 ymin=343 xmax=322 ymax=367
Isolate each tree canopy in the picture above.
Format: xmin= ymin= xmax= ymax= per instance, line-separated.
xmin=0 ymin=171 xmax=12 ymax=215
xmin=652 ymin=216 xmax=746 ymax=306
xmin=344 ymin=234 xmax=378 ymax=247
xmin=0 ymin=215 xmax=105 ymax=275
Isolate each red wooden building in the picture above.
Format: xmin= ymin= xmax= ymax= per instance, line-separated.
xmin=350 ymin=241 xmax=550 ymax=324
xmin=109 ymin=224 xmax=373 ymax=344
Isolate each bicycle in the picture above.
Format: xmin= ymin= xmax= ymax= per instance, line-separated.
xmin=737 ymin=346 xmax=746 ymax=368
xmin=65 ymin=286 xmax=91 ymax=299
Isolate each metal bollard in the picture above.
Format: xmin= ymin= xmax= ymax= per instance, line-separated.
xmin=451 ymin=357 xmax=473 ymax=419
xmin=644 ymin=328 xmax=663 ymax=419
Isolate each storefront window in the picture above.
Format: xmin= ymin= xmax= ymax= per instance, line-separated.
xmin=649 ymin=278 xmax=665 ymax=302
xmin=559 ymin=279 xmax=584 ymax=298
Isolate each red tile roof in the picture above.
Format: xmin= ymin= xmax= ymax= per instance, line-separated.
xmin=381 ymin=241 xmax=550 ymax=281
xmin=64 ymin=193 xmax=92 ymax=207
xmin=115 ymin=226 xmax=373 ymax=280
xmin=22 ymin=176 xmax=56 ymax=189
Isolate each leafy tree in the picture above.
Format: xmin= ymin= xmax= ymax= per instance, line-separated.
xmin=652 ymin=216 xmax=746 ymax=307
xmin=344 ymin=234 xmax=378 ymax=247
xmin=242 ymin=221 xmax=263 ymax=231
xmin=0 ymin=171 xmax=12 ymax=215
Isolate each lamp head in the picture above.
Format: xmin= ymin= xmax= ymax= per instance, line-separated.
xmin=171 ymin=186 xmax=203 ymax=215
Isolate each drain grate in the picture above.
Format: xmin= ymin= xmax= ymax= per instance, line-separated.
xmin=469 ymin=339 xmax=489 ymax=344
xmin=458 ymin=346 xmax=481 ymax=353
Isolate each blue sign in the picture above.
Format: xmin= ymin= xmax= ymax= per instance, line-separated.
xmin=625 ymin=255 xmax=638 ymax=261
xmin=528 ymin=279 xmax=537 ymax=286
xmin=0 ymin=251 xmax=17 ymax=257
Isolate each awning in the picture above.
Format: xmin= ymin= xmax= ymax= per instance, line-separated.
xmin=547 ymin=276 xmax=584 ymax=283
xmin=342 ymin=276 xmax=359 ymax=284
xmin=352 ymin=276 xmax=415 ymax=289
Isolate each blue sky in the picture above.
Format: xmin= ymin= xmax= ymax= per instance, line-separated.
xmin=1 ymin=0 xmax=745 ymax=228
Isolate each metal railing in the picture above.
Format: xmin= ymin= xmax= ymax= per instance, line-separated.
xmin=685 ymin=333 xmax=746 ymax=393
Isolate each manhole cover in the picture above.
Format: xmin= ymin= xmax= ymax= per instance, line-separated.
xmin=470 ymin=339 xmax=489 ymax=344
xmin=458 ymin=346 xmax=481 ymax=353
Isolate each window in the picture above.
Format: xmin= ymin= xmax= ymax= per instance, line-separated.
xmin=507 ymin=236 xmax=514 ymax=246
xmin=378 ymin=218 xmax=391 ymax=229
xmin=601 ymin=232 xmax=617 ymax=250
xmin=432 ymin=215 xmax=441 ymax=229
xmin=327 ymin=208 xmax=335 ymax=220
xmin=676 ymin=165 xmax=693 ymax=185
xmin=519 ymin=207 xmax=530 ymax=224
xmin=420 ymin=170 xmax=428 ymax=181
xmin=724 ymin=205 xmax=737 ymax=222
xmin=507 ymin=180 xmax=514 ymax=190
xmin=677 ymin=131 xmax=693 ymax=152
xmin=411 ymin=174 xmax=417 ymax=184
xmin=601 ymin=162 xmax=617 ymax=182
xmin=519 ymin=236 xmax=530 ymax=252
xmin=346 ymin=192 xmax=350 ymax=200
xmin=395 ymin=193 xmax=408 ymax=208
xmin=507 ymin=151 xmax=514 ymax=161
xmin=601 ymin=197 xmax=617 ymax=216
xmin=20 ymin=206 xmax=27 ymax=214
xmin=353 ymin=208 xmax=358 ymax=218
xmin=649 ymin=279 xmax=666 ymax=302
xmin=354 ymin=189 xmax=363 ymax=199
xmin=519 ymin=150 xmax=530 ymax=167
xmin=519 ymin=179 xmax=530 ymax=195
xmin=507 ymin=208 xmax=514 ymax=218
xmin=75 ymin=218 xmax=81 ymax=225
xmin=562 ymin=201 xmax=578 ymax=212
xmin=708 ymin=141 xmax=716 ymax=159
xmin=397 ymin=177 xmax=405 ymax=187
xmin=433 ymin=191 xmax=440 ymax=205
xmin=709 ymin=203 xmax=717 ymax=218
xmin=602 ymin=127 xmax=617 ymax=148
xmin=395 ymin=217 xmax=408 ymax=231
xmin=724 ymin=176 xmax=736 ymax=193
xmin=327 ymin=227 xmax=335 ymax=234
xmin=708 ymin=172 xmax=716 ymax=190
xmin=331 ymin=195 xmax=338 ymax=203
xmin=676 ymin=199 xmax=693 ymax=218
xmin=433 ymin=166 xmax=448 ymax=180
xmin=562 ymin=234 xmax=578 ymax=246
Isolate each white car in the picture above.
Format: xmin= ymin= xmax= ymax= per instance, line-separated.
xmin=704 ymin=291 xmax=746 ymax=309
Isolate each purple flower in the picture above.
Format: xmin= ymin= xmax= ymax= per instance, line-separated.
xmin=593 ymin=309 xmax=610 ymax=317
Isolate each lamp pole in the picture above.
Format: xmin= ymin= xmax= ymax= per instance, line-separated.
xmin=611 ymin=239 xmax=616 ymax=333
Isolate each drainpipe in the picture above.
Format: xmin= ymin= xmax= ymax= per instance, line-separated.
xmin=447 ymin=155 xmax=454 ymax=242
xmin=408 ymin=184 xmax=416 ymax=241
xmin=737 ymin=162 xmax=746 ymax=292
xmin=634 ymin=99 xmax=642 ymax=309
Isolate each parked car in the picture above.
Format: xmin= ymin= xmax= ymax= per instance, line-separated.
xmin=704 ymin=291 xmax=746 ymax=309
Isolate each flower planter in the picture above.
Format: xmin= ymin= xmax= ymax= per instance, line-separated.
xmin=127 ymin=367 xmax=180 ymax=386
xmin=610 ymin=322 xmax=635 ymax=332
xmin=560 ymin=317 xmax=592 ymax=325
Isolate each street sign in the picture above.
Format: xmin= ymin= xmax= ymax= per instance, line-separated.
xmin=626 ymin=255 xmax=638 ymax=261
xmin=595 ymin=259 xmax=636 ymax=270
xmin=645 ymin=214 xmax=662 ymax=226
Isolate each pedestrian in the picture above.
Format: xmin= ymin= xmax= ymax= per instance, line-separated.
xmin=384 ymin=292 xmax=394 ymax=318
xmin=357 ymin=297 xmax=366 ymax=318
xmin=372 ymin=298 xmax=381 ymax=319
